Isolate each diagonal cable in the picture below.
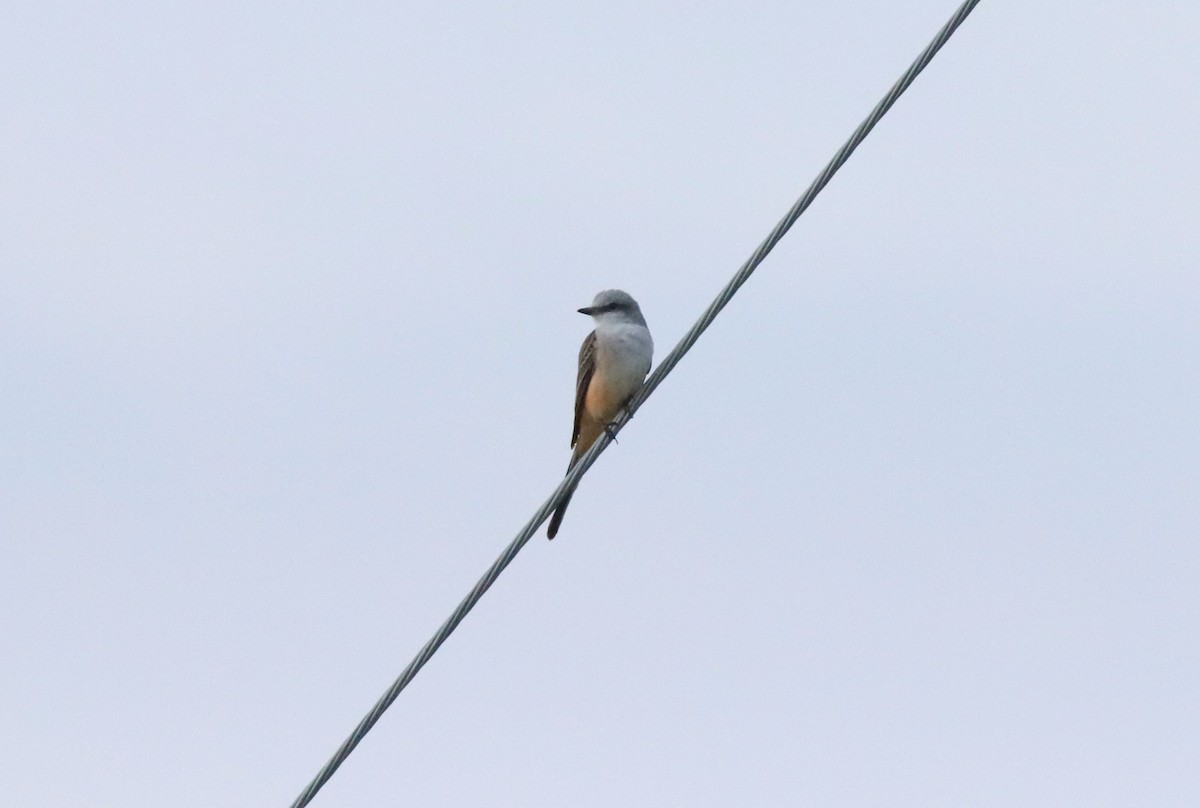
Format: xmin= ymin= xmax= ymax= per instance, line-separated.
xmin=288 ymin=1 xmax=983 ymax=804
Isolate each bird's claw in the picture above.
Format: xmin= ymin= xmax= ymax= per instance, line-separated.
xmin=604 ymin=422 xmax=619 ymax=442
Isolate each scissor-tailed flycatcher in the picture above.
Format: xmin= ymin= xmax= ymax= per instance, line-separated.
xmin=547 ymin=289 xmax=654 ymax=540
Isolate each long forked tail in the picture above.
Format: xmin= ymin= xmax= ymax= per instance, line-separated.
xmin=546 ymin=483 xmax=576 ymax=540
xmin=549 ymin=422 xmax=599 ymax=539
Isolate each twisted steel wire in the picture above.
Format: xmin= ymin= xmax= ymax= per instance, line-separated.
xmin=289 ymin=1 xmax=983 ymax=804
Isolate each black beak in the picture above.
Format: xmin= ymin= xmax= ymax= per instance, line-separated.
xmin=577 ymin=306 xmax=596 ymax=315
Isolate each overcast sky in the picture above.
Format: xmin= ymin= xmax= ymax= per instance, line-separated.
xmin=3 ymin=1 xmax=1197 ymax=806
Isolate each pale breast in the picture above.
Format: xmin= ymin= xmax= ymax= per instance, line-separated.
xmin=585 ymin=324 xmax=653 ymax=423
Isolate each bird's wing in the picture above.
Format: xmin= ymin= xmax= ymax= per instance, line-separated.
xmin=571 ymin=330 xmax=597 ymax=448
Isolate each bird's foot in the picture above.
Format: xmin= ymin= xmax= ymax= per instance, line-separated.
xmin=604 ymin=422 xmax=619 ymax=442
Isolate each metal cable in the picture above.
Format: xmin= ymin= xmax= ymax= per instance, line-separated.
xmin=288 ymin=1 xmax=983 ymax=804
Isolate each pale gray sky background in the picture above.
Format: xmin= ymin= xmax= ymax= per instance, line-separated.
xmin=2 ymin=1 xmax=1197 ymax=806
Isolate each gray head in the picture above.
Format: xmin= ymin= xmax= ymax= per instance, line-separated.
xmin=578 ymin=289 xmax=647 ymax=327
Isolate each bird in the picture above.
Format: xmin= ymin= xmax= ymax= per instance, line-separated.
xmin=547 ymin=289 xmax=653 ymax=539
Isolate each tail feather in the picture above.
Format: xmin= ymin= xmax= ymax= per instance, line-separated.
xmin=546 ymin=485 xmax=576 ymax=540
xmin=548 ymin=421 xmax=600 ymax=540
